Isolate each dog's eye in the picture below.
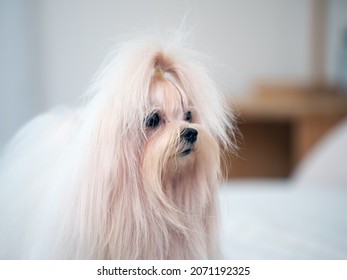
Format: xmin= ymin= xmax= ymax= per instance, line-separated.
xmin=184 ymin=111 xmax=192 ymax=122
xmin=145 ymin=113 xmax=160 ymax=128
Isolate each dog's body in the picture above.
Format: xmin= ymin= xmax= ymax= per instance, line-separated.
xmin=0 ymin=36 xmax=233 ymax=259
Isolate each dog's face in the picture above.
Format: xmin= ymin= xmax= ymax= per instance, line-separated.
xmin=145 ymin=75 xmax=197 ymax=157
xmin=141 ymin=74 xmax=220 ymax=187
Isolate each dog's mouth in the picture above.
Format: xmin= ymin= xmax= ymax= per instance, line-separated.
xmin=180 ymin=148 xmax=192 ymax=156
xmin=180 ymin=145 xmax=195 ymax=157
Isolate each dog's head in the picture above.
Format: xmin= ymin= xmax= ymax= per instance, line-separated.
xmin=84 ymin=38 xmax=234 ymax=198
xmin=141 ymin=65 xmax=221 ymax=190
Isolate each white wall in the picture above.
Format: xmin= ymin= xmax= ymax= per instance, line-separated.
xmin=326 ymin=0 xmax=347 ymax=84
xmin=0 ymin=0 xmax=41 ymax=147
xmin=37 ymin=0 xmax=312 ymax=108
xmin=1 ymin=0 xmax=345 ymax=147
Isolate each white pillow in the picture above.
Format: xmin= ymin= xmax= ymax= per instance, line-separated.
xmin=293 ymin=118 xmax=347 ymax=188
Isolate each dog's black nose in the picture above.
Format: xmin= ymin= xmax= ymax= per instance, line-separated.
xmin=181 ymin=128 xmax=198 ymax=144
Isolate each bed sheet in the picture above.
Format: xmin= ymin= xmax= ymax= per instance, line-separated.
xmin=219 ymin=180 xmax=347 ymax=259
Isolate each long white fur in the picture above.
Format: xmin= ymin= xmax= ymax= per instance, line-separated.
xmin=0 ymin=34 xmax=233 ymax=259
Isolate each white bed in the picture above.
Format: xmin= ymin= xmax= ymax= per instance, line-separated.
xmin=219 ymin=118 xmax=347 ymax=259
xmin=219 ymin=180 xmax=347 ymax=259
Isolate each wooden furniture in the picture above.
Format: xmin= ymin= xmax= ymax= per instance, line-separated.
xmin=223 ymin=84 xmax=347 ymax=179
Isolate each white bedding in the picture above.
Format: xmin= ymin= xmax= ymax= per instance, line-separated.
xmin=219 ymin=180 xmax=347 ymax=259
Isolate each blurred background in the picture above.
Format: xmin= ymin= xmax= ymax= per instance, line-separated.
xmin=1 ymin=0 xmax=347 ymax=180
xmin=1 ymin=0 xmax=347 ymax=259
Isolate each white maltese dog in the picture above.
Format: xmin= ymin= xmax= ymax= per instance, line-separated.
xmin=0 ymin=35 xmax=233 ymax=259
